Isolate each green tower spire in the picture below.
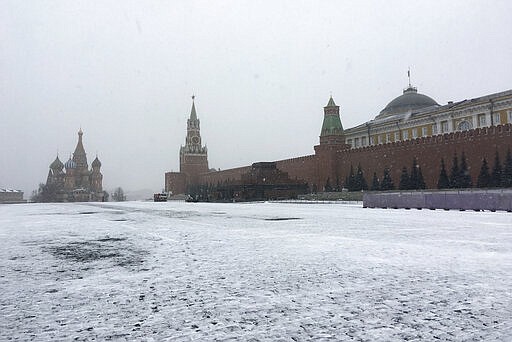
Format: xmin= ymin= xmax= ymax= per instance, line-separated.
xmin=320 ymin=96 xmax=344 ymax=141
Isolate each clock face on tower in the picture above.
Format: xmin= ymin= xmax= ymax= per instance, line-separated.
xmin=192 ymin=136 xmax=199 ymax=144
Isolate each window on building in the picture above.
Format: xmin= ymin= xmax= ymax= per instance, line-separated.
xmin=347 ymin=139 xmax=352 ymax=147
xmin=370 ymin=136 xmax=375 ymax=145
xmin=422 ymin=127 xmax=428 ymax=136
xmin=509 ymin=111 xmax=512 ymax=123
xmin=457 ymin=120 xmax=471 ymax=131
xmin=354 ymin=137 xmax=360 ymax=147
xmin=361 ymin=136 xmax=367 ymax=146
xmin=394 ymin=132 xmax=400 ymax=141
xmin=432 ymin=124 xmax=438 ymax=135
xmin=441 ymin=121 xmax=449 ymax=133
xmin=378 ymin=135 xmax=383 ymax=144
xmin=493 ymin=113 xmax=501 ymax=125
xmin=412 ymin=128 xmax=418 ymax=138
xmin=478 ymin=114 xmax=486 ymax=127
xmin=386 ymin=134 xmax=390 ymax=143
xmin=403 ymin=131 xmax=409 ymax=140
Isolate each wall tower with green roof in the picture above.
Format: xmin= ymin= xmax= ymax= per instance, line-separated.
xmin=319 ymin=96 xmax=346 ymax=145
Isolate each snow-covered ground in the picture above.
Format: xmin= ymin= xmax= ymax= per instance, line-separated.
xmin=1 ymin=201 xmax=511 ymax=341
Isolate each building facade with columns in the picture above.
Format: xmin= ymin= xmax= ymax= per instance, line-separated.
xmin=344 ymin=85 xmax=512 ymax=149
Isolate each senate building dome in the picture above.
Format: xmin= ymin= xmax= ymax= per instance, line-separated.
xmin=376 ymin=85 xmax=439 ymax=119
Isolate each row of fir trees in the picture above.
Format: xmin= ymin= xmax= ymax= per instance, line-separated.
xmin=329 ymin=147 xmax=512 ymax=192
xmin=437 ymin=149 xmax=512 ymax=189
xmin=339 ymin=158 xmax=426 ymax=192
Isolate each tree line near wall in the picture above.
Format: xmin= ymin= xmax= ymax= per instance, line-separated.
xmin=324 ymin=157 xmax=425 ymax=192
xmin=475 ymin=148 xmax=512 ymax=188
xmin=436 ymin=148 xmax=512 ymax=189
xmin=327 ymin=147 xmax=512 ymax=192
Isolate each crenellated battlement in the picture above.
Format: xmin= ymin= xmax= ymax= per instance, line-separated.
xmin=192 ymin=123 xmax=512 ymax=192
xmin=276 ymin=154 xmax=316 ymax=165
xmin=200 ymin=165 xmax=252 ymax=185
xmin=347 ymin=124 xmax=512 ymax=155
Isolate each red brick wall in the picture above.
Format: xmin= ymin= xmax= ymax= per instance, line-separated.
xmin=193 ymin=124 xmax=512 ymax=191
xmin=200 ymin=166 xmax=252 ymax=185
xmin=335 ymin=124 xmax=512 ymax=189
xmin=180 ymin=154 xmax=208 ymax=185
xmin=165 ymin=172 xmax=187 ymax=194
xmin=276 ymin=155 xmax=317 ymax=188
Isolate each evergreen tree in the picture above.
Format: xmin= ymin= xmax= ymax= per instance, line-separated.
xmin=371 ymin=172 xmax=380 ymax=191
xmin=502 ymin=148 xmax=512 ymax=188
xmin=102 ymin=191 xmax=109 ymax=202
xmin=381 ymin=168 xmax=395 ymax=191
xmin=324 ymin=177 xmax=332 ymax=192
xmin=335 ymin=176 xmax=341 ymax=192
xmin=112 ymin=187 xmax=126 ymax=201
xmin=30 ymin=183 xmax=57 ymax=202
xmin=477 ymin=158 xmax=491 ymax=188
xmin=490 ymin=150 xmax=502 ymax=188
xmin=449 ymin=154 xmax=460 ymax=188
xmin=30 ymin=183 xmax=43 ymax=202
xmin=199 ymin=184 xmax=209 ymax=201
xmin=399 ymin=166 xmax=410 ymax=190
xmin=345 ymin=165 xmax=355 ymax=191
xmin=437 ymin=158 xmax=450 ymax=189
xmin=459 ymin=152 xmax=472 ymax=188
xmin=354 ymin=164 xmax=368 ymax=191
xmin=417 ymin=167 xmax=426 ymax=189
xmin=409 ymin=157 xmax=420 ymax=189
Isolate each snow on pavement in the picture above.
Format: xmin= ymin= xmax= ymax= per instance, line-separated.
xmin=0 ymin=201 xmax=511 ymax=341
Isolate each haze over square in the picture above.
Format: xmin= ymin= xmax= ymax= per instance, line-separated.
xmin=2 ymin=1 xmax=512 ymax=194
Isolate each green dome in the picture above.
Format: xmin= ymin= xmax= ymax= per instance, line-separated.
xmin=92 ymin=156 xmax=102 ymax=168
xmin=50 ymin=156 xmax=64 ymax=170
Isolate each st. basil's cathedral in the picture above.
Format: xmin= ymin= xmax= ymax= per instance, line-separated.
xmin=45 ymin=129 xmax=105 ymax=202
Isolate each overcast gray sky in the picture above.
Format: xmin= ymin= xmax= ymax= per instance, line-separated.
xmin=2 ymin=0 xmax=512 ymax=195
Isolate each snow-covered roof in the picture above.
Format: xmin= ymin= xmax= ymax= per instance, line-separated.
xmin=0 ymin=188 xmax=22 ymax=193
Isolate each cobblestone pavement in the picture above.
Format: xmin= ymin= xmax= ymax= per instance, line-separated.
xmin=1 ymin=202 xmax=511 ymax=341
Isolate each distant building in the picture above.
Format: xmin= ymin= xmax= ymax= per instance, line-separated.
xmin=0 ymin=189 xmax=24 ymax=204
xmin=343 ymin=85 xmax=512 ymax=148
xmin=44 ymin=129 xmax=105 ymax=202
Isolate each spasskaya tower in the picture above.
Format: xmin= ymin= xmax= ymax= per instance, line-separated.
xmin=179 ymin=96 xmax=209 ymax=186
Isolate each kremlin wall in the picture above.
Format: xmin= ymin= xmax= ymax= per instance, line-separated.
xmin=166 ymin=85 xmax=512 ymax=195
